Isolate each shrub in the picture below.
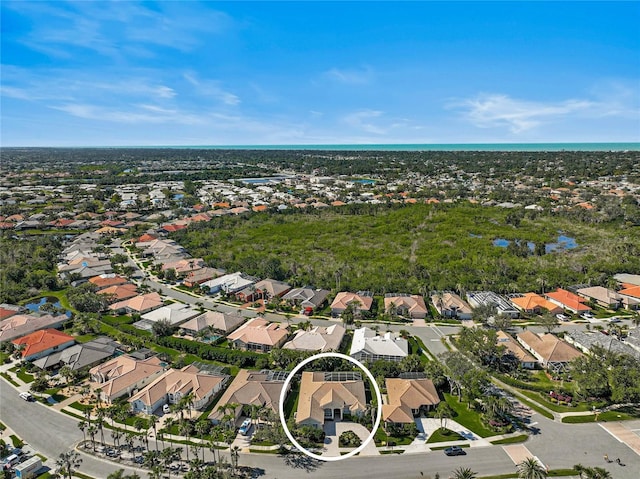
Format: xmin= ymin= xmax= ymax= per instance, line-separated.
xmin=339 ymin=430 xmax=362 ymax=448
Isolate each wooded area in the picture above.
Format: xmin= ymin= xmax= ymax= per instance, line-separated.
xmin=172 ymin=203 xmax=640 ymax=294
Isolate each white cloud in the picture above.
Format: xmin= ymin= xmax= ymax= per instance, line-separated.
xmin=324 ymin=67 xmax=373 ymax=85
xmin=183 ymin=72 xmax=240 ymax=106
xmin=451 ymin=94 xmax=595 ymax=133
xmin=342 ymin=109 xmax=387 ymax=134
xmin=6 ymin=1 xmax=233 ymax=58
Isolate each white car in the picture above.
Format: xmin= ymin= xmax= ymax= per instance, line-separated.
xmin=19 ymin=392 xmax=34 ymax=401
xmin=581 ymin=312 xmax=595 ymax=320
xmin=556 ymin=313 xmax=569 ymax=322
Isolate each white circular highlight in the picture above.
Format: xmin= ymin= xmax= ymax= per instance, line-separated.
xmin=278 ymin=352 xmax=383 ymax=462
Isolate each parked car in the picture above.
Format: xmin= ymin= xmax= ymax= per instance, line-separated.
xmin=444 ymin=446 xmax=466 ymax=456
xmin=162 ymin=404 xmax=171 ymax=414
xmin=238 ymin=418 xmax=252 ymax=436
xmin=556 ymin=313 xmax=569 ymax=321
xmin=19 ymin=392 xmax=34 ymax=402
xmin=581 ymin=312 xmax=595 ymax=320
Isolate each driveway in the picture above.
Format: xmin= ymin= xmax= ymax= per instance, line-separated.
xmin=414 ymin=418 xmax=491 ymax=447
xmin=322 ymin=421 xmax=379 ymax=457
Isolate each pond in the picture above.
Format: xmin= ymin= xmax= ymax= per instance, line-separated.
xmin=24 ymin=297 xmax=72 ymax=317
xmin=546 ymin=235 xmax=578 ymax=253
xmin=493 ymin=235 xmax=578 ymax=254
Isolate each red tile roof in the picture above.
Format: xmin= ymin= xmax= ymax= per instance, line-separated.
xmin=137 ymin=233 xmax=158 ymax=243
xmin=12 ymin=328 xmax=75 ymax=358
xmin=546 ymin=288 xmax=591 ymax=312
xmin=620 ymin=285 xmax=640 ymax=299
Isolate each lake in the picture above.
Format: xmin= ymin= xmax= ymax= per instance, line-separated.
xmin=24 ymin=297 xmax=72 ymax=317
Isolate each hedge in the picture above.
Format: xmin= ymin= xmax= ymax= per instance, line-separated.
xmin=156 ymin=336 xmax=261 ymax=367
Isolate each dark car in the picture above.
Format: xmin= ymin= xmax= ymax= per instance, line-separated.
xmin=444 ymin=446 xmax=466 ymax=456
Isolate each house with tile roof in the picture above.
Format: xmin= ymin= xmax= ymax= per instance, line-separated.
xmin=282 ymin=287 xmax=330 ymax=313
xmin=510 ymin=293 xmax=563 ymax=315
xmin=12 ymin=329 xmax=75 ymax=361
xmin=282 ymin=324 xmax=346 ymax=353
xmin=33 ymin=337 xmax=117 ymax=371
xmin=129 ymin=364 xmax=228 ymax=415
xmin=139 ymin=302 xmax=200 ymax=326
xmin=183 ymin=267 xmax=226 ymax=288
xmin=296 ymin=371 xmax=367 ymax=428
xmin=98 ymin=283 xmax=139 ymax=303
xmin=545 ymin=288 xmax=592 ymax=314
xmin=161 ymin=258 xmax=205 ymax=276
xmin=619 ymin=285 xmax=640 ymax=303
xmin=576 ymin=286 xmax=633 ymax=310
xmin=430 ymin=292 xmax=473 ymax=320
xmin=235 ymin=278 xmax=292 ymax=303
xmin=496 ymin=330 xmax=537 ymax=369
xmin=0 ymin=304 xmax=23 ymax=320
xmin=330 ymin=291 xmax=374 ymax=318
xmin=210 ymin=369 xmax=288 ymax=424
xmin=384 ymin=294 xmax=428 ymax=319
xmin=227 ymin=318 xmax=289 ymax=352
xmin=350 ymin=327 xmax=409 ymax=363
xmin=516 ymin=331 xmax=582 ymax=372
xmin=109 ymin=292 xmax=164 ymax=315
xmin=382 ymin=378 xmax=440 ymax=426
xmin=0 ymin=313 xmax=68 ymax=343
xmin=89 ymin=274 xmax=130 ymax=291
xmin=179 ymin=311 xmax=246 ymax=336
xmin=90 ymin=355 xmax=165 ymax=403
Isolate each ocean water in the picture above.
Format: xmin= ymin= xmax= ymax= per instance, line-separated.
xmin=154 ymin=143 xmax=640 ymax=152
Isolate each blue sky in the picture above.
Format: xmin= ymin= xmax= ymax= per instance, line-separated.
xmin=2 ymin=1 xmax=639 ymax=146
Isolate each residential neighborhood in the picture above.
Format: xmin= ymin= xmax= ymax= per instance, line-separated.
xmin=1 ymin=148 xmax=639 ymax=479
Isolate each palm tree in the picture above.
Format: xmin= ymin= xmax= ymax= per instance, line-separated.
xmin=87 ymin=425 xmax=98 ymax=452
xmin=573 ymin=464 xmax=587 ymax=479
xmin=436 ymin=402 xmax=454 ymax=430
xmin=179 ymin=419 xmax=192 ymax=462
xmin=195 ymin=420 xmax=210 ymax=461
xmin=111 ymin=429 xmax=123 ymax=452
xmin=148 ymin=414 xmax=159 ymax=451
xmin=96 ymin=408 xmax=106 ymax=445
xmin=55 ymin=451 xmax=82 ymax=479
xmin=77 ymin=420 xmax=87 ymax=447
xmin=452 ymin=467 xmax=477 ymax=479
xmin=517 ymin=457 xmax=548 ymax=479
xmin=588 ymin=467 xmax=612 ymax=479
xmin=230 ymin=445 xmax=241 ymax=474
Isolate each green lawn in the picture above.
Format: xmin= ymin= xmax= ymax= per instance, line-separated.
xmin=490 ymin=434 xmax=529 ymax=445
xmin=517 ymin=388 xmax=598 ymax=413
xmin=69 ymin=401 xmax=94 ymax=412
xmin=561 ymin=407 xmax=640 ymax=423
xmin=426 ymin=427 xmax=464 ymax=443
xmin=442 ymin=393 xmax=496 ymax=438
xmin=374 ymin=427 xmax=415 ymax=446
xmin=1 ymin=372 xmax=19 ymax=386
xmin=74 ymin=334 xmax=98 ymax=343
xmin=10 ymin=434 xmax=25 ymax=447
xmin=284 ymin=386 xmax=299 ymax=420
xmin=15 ymin=369 xmax=35 ymax=383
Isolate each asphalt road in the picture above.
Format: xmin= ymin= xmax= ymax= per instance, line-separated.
xmin=3 ymin=375 xmax=640 ymax=479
